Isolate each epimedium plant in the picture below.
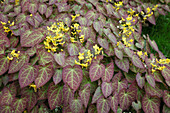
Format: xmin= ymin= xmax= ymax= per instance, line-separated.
xmin=0 ymin=0 xmax=170 ymax=113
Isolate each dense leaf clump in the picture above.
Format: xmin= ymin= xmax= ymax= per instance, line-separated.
xmin=0 ymin=0 xmax=170 ymax=113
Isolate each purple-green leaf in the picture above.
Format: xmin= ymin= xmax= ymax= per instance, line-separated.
xmin=0 ymin=87 xmax=14 ymax=106
xmin=0 ymin=105 xmax=14 ymax=113
xmin=19 ymin=63 xmax=38 ymax=88
xmin=109 ymin=92 xmax=118 ymax=113
xmin=67 ymin=43 xmax=79 ymax=56
xmin=0 ymin=32 xmax=10 ymax=47
xmin=89 ymin=62 xmax=105 ymax=82
xmin=115 ymin=48 xmax=123 ymax=60
xmin=88 ymin=104 xmax=97 ymax=113
xmin=102 ymin=62 xmax=114 ymax=82
xmin=37 ymin=49 xmax=54 ymax=66
xmin=97 ymin=97 xmax=110 ymax=113
xmin=132 ymin=55 xmax=144 ymax=68
xmin=79 ymin=84 xmax=90 ymax=108
xmin=92 ymin=87 xmax=103 ymax=104
xmin=0 ymin=55 xmax=10 ymax=76
xmin=145 ymin=73 xmax=155 ymax=88
xmin=35 ymin=63 xmax=54 ymax=88
xmin=101 ymin=82 xmax=113 ymax=98
xmin=69 ymin=97 xmax=83 ymax=113
xmin=48 ymin=83 xmax=63 ymax=110
xmin=62 ymin=65 xmax=83 ymax=92
xmin=115 ymin=57 xmax=129 ymax=73
xmin=97 ymin=36 xmax=109 ymax=50
xmin=45 ymin=6 xmax=53 ymax=18
xmin=29 ymin=3 xmax=38 ymax=14
xmin=163 ymin=90 xmax=170 ymax=108
xmin=142 ymin=94 xmax=160 ymax=113
xmin=54 ymin=52 xmax=65 ymax=66
xmin=8 ymin=53 xmax=30 ymax=74
xmin=136 ymin=73 xmax=145 ymax=89
xmin=12 ymin=97 xmax=27 ymax=113
xmin=38 ymin=3 xmax=47 ymax=15
xmin=63 ymin=84 xmax=74 ymax=104
xmin=53 ymin=69 xmax=62 ymax=85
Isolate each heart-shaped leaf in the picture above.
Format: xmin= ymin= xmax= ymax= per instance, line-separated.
xmin=63 ymin=84 xmax=74 ymax=104
xmin=35 ymin=63 xmax=54 ymax=88
xmin=67 ymin=43 xmax=79 ymax=56
xmin=115 ymin=48 xmax=123 ymax=60
xmin=101 ymin=82 xmax=113 ymax=98
xmin=145 ymin=73 xmax=155 ymax=88
xmin=88 ymin=104 xmax=97 ymax=113
xmin=97 ymin=36 xmax=109 ymax=50
xmin=79 ymin=84 xmax=90 ymax=108
xmin=54 ymin=52 xmax=65 ymax=66
xmin=92 ymin=87 xmax=103 ymax=104
xmin=69 ymin=97 xmax=83 ymax=113
xmin=53 ymin=69 xmax=62 ymax=85
xmin=97 ymin=97 xmax=110 ymax=113
xmin=19 ymin=63 xmax=38 ymax=88
xmin=132 ymin=55 xmax=144 ymax=68
xmin=8 ymin=53 xmax=30 ymax=74
xmin=0 ymin=55 xmax=10 ymax=76
xmin=12 ymin=97 xmax=27 ymax=113
xmin=163 ymin=90 xmax=170 ymax=108
xmin=62 ymin=65 xmax=83 ymax=91
xmin=89 ymin=62 xmax=105 ymax=82
xmin=109 ymin=92 xmax=118 ymax=113
xmin=29 ymin=3 xmax=38 ymax=14
xmin=136 ymin=73 xmax=145 ymax=89
xmin=102 ymin=62 xmax=114 ymax=82
xmin=142 ymin=94 xmax=160 ymax=113
xmin=0 ymin=105 xmax=14 ymax=113
xmin=45 ymin=6 xmax=53 ymax=18
xmin=38 ymin=3 xmax=47 ymax=15
xmin=0 ymin=87 xmax=14 ymax=106
xmin=115 ymin=57 xmax=129 ymax=73
xmin=48 ymin=83 xmax=63 ymax=110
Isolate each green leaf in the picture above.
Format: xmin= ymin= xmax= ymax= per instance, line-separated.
xmin=0 ymin=105 xmax=14 ymax=113
xmin=54 ymin=52 xmax=65 ymax=66
xmin=132 ymin=55 xmax=144 ymax=68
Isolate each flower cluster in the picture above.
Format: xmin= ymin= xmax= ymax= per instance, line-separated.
xmin=150 ymin=58 xmax=170 ymax=73
xmin=29 ymin=83 xmax=37 ymax=92
xmin=7 ymin=50 xmax=20 ymax=61
xmin=112 ymin=1 xmax=123 ymax=11
xmin=75 ymin=44 xmax=103 ymax=68
xmin=71 ymin=14 xmax=80 ymax=21
xmin=0 ymin=21 xmax=14 ymax=34
xmin=44 ymin=22 xmax=69 ymax=52
xmin=70 ymin=23 xmax=84 ymax=43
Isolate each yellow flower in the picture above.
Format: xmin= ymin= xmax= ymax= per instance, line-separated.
xmin=151 ymin=69 xmax=156 ymax=73
xmin=7 ymin=56 xmax=13 ymax=60
xmin=137 ymin=51 xmax=143 ymax=57
xmin=30 ymin=14 xmax=33 ymax=17
xmin=29 ymin=83 xmax=37 ymax=92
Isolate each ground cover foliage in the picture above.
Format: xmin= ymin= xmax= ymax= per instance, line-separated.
xmin=0 ymin=0 xmax=170 ymax=113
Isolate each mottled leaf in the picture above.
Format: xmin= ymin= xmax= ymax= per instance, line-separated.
xmin=0 ymin=55 xmax=10 ymax=76
xmin=118 ymin=88 xmax=136 ymax=110
xmin=37 ymin=49 xmax=54 ymax=66
xmin=53 ymin=69 xmax=62 ymax=85
xmin=0 ymin=87 xmax=14 ymax=106
xmin=0 ymin=32 xmax=10 ymax=47
xmin=92 ymin=87 xmax=102 ymax=104
xmin=29 ymin=3 xmax=38 ymax=14
xmin=132 ymin=55 xmax=144 ymax=68
xmin=97 ymin=97 xmax=110 ymax=113
xmin=0 ymin=105 xmax=14 ymax=113
xmin=8 ymin=53 xmax=30 ymax=74
xmin=97 ymin=36 xmax=109 ymax=50
xmin=45 ymin=6 xmax=53 ymax=18
xmin=63 ymin=84 xmax=74 ymax=104
xmin=101 ymin=82 xmax=113 ymax=98
xmin=161 ymin=67 xmax=170 ymax=81
xmin=54 ymin=52 xmax=65 ymax=66
xmin=67 ymin=43 xmax=79 ymax=56
xmin=136 ymin=73 xmax=145 ymax=89
xmin=62 ymin=65 xmax=83 ymax=91
xmin=115 ymin=57 xmax=129 ymax=73
xmin=163 ymin=90 xmax=170 ymax=108
xmin=19 ymin=63 xmax=38 ymax=88
xmin=35 ymin=63 xmax=54 ymax=88
xmin=114 ymin=48 xmax=123 ymax=60
xmin=69 ymin=97 xmax=83 ymax=113
xmin=109 ymin=92 xmax=118 ymax=113
xmin=48 ymin=83 xmax=63 ymax=110
xmin=102 ymin=62 xmax=114 ymax=82
xmin=88 ymin=104 xmax=97 ymax=113
xmin=12 ymin=97 xmax=27 ymax=113
xmin=38 ymin=3 xmax=47 ymax=15
xmin=145 ymin=73 xmax=155 ymax=88
xmin=21 ymin=29 xmax=45 ymax=47
xmin=89 ymin=62 xmax=105 ymax=82
xmin=142 ymin=94 xmax=160 ymax=113
xmin=79 ymin=84 xmax=90 ymax=108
